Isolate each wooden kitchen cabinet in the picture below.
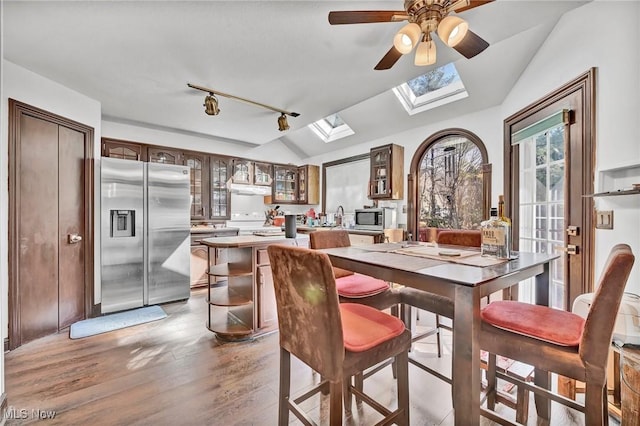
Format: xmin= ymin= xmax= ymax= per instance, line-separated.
xmin=257 ymin=255 xmax=277 ymax=329
xmin=101 ymin=138 xmax=142 ymax=161
xmin=231 ymin=158 xmax=252 ymax=184
xmin=183 ymin=152 xmax=209 ymax=220
xmin=273 ymin=165 xmax=298 ymax=203
xmin=297 ymin=164 xmax=319 ymax=205
xmin=190 ymin=244 xmax=210 ymax=287
xmin=369 ymin=143 xmax=404 ymax=200
xmin=210 ymin=155 xmax=231 ymax=220
xmin=273 ymin=164 xmax=319 ymax=204
xmin=253 ymin=162 xmax=273 ymax=186
xmin=148 ymin=147 xmax=181 ymax=164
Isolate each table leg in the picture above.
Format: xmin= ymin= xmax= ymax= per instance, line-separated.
xmin=453 ymin=285 xmax=481 ymax=425
xmin=534 ymin=261 xmax=552 ymax=420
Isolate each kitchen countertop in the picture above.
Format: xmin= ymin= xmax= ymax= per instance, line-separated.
xmin=190 ymin=226 xmax=240 ymax=234
xmin=200 ymin=233 xmax=309 ymax=248
xmin=295 ymin=225 xmax=384 ymax=236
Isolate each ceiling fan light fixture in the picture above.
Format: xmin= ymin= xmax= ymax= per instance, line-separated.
xmin=277 ymin=113 xmax=290 ymax=131
xmin=437 ymin=15 xmax=469 ymax=47
xmin=204 ymin=93 xmax=220 ymax=116
xmin=414 ymin=39 xmax=436 ymax=66
xmin=393 ymin=22 xmax=421 ymax=54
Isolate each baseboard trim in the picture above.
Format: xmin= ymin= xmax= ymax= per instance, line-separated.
xmin=3 ymin=338 xmax=8 ymax=353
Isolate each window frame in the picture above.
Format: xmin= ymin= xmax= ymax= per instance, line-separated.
xmin=407 ymin=128 xmax=491 ymax=241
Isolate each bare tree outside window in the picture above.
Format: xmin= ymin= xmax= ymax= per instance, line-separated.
xmin=418 ymin=136 xmax=483 ymax=229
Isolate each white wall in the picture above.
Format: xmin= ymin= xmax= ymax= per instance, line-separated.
xmin=307 ymin=105 xmax=504 ymax=228
xmin=501 ymin=1 xmax=640 ymax=294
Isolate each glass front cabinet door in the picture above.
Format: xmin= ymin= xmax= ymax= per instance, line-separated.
xmin=369 ymin=144 xmax=404 ymax=200
xmin=253 ymin=162 xmax=273 ymax=186
xmin=273 ymin=165 xmax=298 ymax=203
xmin=231 ymin=159 xmax=252 ymax=184
xmin=210 ymin=156 xmax=231 ymax=219
xmin=183 ymin=152 xmax=208 ymax=219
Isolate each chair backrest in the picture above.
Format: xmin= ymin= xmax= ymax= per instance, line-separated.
xmin=579 ymin=244 xmax=635 ymax=370
xmin=436 ymin=229 xmax=482 ymax=247
xmin=309 ymin=230 xmax=354 ymax=278
xmin=309 ymin=229 xmax=351 ymax=249
xmin=267 ymin=244 xmax=344 ymax=380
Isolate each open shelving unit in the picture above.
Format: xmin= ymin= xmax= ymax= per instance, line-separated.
xmin=206 ymin=246 xmax=255 ymax=340
xmin=586 ymin=163 xmax=640 ymax=198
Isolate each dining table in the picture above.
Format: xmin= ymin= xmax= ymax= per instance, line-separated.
xmin=320 ymin=242 xmax=559 ymax=425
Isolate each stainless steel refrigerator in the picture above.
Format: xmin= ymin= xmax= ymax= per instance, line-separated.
xmin=101 ymin=157 xmax=191 ymax=314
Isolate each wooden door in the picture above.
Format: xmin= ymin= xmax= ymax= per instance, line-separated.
xmin=504 ymin=69 xmax=595 ymax=310
xmin=9 ymin=100 xmax=94 ymax=348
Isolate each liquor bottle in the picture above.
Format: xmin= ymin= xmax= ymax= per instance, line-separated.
xmin=481 ymin=207 xmax=510 ymax=259
xmin=481 ymin=208 xmax=499 ymax=257
xmin=497 ymin=195 xmax=512 ymax=258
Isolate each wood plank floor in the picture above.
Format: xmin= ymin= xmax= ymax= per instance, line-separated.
xmin=4 ymin=289 xmax=609 ymax=425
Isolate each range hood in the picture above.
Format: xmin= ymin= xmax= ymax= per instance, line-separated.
xmin=228 ymin=182 xmax=272 ymax=196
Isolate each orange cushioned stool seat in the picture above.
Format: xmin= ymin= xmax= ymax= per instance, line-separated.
xmin=481 ymin=300 xmax=585 ymax=346
xmin=336 ymin=274 xmax=391 ymax=298
xmin=340 ymin=303 xmax=406 ymax=351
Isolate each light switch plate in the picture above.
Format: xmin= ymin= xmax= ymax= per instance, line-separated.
xmin=596 ymin=210 xmax=614 ymax=229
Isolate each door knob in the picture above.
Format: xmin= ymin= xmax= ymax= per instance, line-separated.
xmin=68 ymin=234 xmax=83 ymax=244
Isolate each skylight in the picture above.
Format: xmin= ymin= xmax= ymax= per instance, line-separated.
xmin=309 ymin=113 xmax=354 ymax=143
xmin=393 ymin=62 xmax=468 ymax=116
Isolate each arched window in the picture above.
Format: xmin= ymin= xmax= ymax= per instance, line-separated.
xmin=408 ymin=128 xmax=491 ymax=242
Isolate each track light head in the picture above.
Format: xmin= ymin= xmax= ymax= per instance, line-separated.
xmin=278 ymin=113 xmax=290 ymax=131
xmin=204 ymin=93 xmax=220 ymax=116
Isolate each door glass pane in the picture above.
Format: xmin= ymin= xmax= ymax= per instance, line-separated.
xmin=518 ymin=123 xmax=565 ymax=309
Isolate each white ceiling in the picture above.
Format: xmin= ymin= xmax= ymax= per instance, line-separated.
xmin=3 ymin=1 xmax=589 ymax=159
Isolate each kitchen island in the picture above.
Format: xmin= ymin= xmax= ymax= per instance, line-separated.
xmin=201 ymin=233 xmax=309 ymax=341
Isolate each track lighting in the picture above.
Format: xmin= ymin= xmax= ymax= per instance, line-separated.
xmin=203 ymin=93 xmax=220 ymax=116
xmin=188 ymin=83 xmax=300 ymax=131
xmin=277 ymin=113 xmax=289 ymax=132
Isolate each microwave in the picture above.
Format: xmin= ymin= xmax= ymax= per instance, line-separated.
xmin=354 ymin=208 xmax=391 ymax=231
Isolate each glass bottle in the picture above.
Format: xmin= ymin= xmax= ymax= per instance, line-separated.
xmin=481 ymin=208 xmax=500 ymax=257
xmin=497 ymin=195 xmax=512 ymax=258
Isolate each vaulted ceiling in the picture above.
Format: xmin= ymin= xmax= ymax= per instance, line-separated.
xmin=3 ymin=1 xmax=589 ymax=159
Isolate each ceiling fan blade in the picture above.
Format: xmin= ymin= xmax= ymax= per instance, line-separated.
xmin=454 ymin=0 xmax=494 ymax=13
xmin=451 ymin=30 xmax=489 ymax=59
xmin=374 ymin=46 xmax=403 ymax=71
xmin=328 ymin=11 xmax=407 ymax=25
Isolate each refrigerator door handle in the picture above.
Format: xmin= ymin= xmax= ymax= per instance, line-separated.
xmin=68 ymin=233 xmax=83 ymax=244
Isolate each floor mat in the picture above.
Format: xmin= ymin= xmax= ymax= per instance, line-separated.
xmin=69 ymin=305 xmax=167 ymax=339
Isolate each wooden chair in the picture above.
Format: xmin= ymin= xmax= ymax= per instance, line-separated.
xmin=308 ymin=230 xmax=400 ymax=310
xmin=267 ymin=244 xmax=411 ymax=426
xmin=309 ymin=230 xmax=402 ymax=396
xmin=480 ymin=243 xmax=635 ymax=425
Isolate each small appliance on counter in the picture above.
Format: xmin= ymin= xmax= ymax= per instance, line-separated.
xmin=354 ymin=207 xmax=395 ymax=231
xmin=573 ymin=292 xmax=640 ymax=345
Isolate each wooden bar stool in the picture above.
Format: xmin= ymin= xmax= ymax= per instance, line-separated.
xmin=309 ymin=230 xmax=400 ymax=310
xmin=268 ymin=244 xmax=411 ymax=426
xmin=480 ymin=244 xmax=635 ymax=425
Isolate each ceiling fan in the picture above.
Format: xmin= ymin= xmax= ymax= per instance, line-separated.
xmin=329 ymin=0 xmax=493 ymax=70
